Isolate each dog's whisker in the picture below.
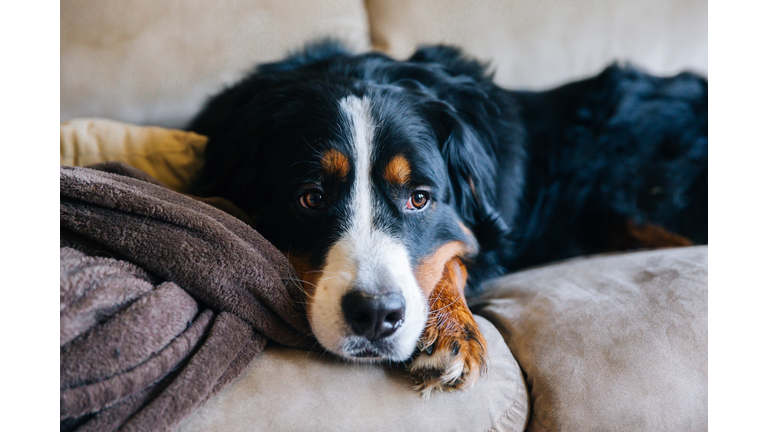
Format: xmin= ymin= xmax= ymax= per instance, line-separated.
xmin=294 ymin=279 xmax=319 ymax=288
xmin=427 ymin=298 xmax=461 ymax=314
xmin=318 ymin=276 xmax=341 ymax=283
xmin=300 ymin=134 xmax=322 ymax=157
xmin=289 ymin=160 xmax=314 ymax=168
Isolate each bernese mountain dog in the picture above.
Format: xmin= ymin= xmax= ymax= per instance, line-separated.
xmin=188 ymin=41 xmax=707 ymax=396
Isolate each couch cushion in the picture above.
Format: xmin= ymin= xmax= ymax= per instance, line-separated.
xmin=176 ymin=316 xmax=529 ymax=432
xmin=474 ymin=247 xmax=707 ymax=431
xmin=60 ymin=0 xmax=371 ymax=128
xmin=366 ymin=0 xmax=707 ymax=90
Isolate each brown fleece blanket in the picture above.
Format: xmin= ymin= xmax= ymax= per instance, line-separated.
xmin=60 ymin=163 xmax=316 ymax=431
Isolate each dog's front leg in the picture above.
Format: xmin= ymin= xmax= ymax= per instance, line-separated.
xmin=409 ymin=257 xmax=488 ymax=397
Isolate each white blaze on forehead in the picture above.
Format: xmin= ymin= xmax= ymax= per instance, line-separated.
xmin=339 ymin=95 xmax=376 ymax=240
xmin=307 ymin=95 xmax=427 ymax=361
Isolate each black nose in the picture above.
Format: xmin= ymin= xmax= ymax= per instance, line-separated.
xmin=341 ymin=291 xmax=406 ymax=341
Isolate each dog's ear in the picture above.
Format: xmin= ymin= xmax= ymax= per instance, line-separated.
xmin=405 ymin=46 xmax=512 ymax=243
xmin=421 ymin=99 xmax=510 ymax=245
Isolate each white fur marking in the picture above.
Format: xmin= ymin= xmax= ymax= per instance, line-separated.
xmin=308 ymin=95 xmax=427 ymax=361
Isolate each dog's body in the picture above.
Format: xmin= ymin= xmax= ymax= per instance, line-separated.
xmin=189 ymin=42 xmax=707 ymax=395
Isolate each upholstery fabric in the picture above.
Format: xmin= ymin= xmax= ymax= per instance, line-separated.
xmin=366 ymin=0 xmax=707 ymax=90
xmin=60 ymin=119 xmax=207 ymax=193
xmin=60 ymin=0 xmax=371 ymax=127
xmin=176 ymin=316 xmax=530 ymax=432
xmin=474 ymin=247 xmax=708 ymax=432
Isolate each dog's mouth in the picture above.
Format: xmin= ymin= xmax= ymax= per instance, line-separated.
xmin=342 ymin=338 xmax=401 ymax=361
xmin=350 ymin=348 xmax=381 ymax=358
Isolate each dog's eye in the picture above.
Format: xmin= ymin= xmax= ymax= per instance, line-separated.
xmin=300 ymin=191 xmax=325 ymax=210
xmin=406 ymin=191 xmax=430 ymax=210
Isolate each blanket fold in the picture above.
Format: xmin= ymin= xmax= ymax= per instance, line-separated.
xmin=60 ymin=164 xmax=316 ymax=431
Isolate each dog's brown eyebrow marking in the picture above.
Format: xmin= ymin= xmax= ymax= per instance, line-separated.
xmin=383 ymin=154 xmax=411 ymax=186
xmin=320 ymin=149 xmax=350 ymax=179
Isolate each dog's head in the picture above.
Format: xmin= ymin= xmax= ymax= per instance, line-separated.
xmin=192 ymin=43 xmax=516 ymax=361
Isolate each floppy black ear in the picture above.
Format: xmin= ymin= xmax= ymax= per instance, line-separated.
xmin=405 ymin=45 xmax=514 ymax=243
xmin=423 ymin=100 xmax=511 ymax=245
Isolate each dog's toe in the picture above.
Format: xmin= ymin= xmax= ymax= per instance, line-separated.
xmin=409 ymin=321 xmax=488 ymax=398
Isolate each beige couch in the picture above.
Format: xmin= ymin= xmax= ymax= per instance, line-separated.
xmin=175 ymin=247 xmax=707 ymax=432
xmin=61 ymin=0 xmax=707 ymax=128
xmin=61 ymin=2 xmax=707 ymax=431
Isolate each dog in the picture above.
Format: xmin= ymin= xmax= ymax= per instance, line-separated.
xmin=188 ymin=41 xmax=707 ymax=396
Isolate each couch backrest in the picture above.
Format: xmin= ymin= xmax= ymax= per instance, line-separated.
xmin=60 ymin=0 xmax=707 ymax=128
xmin=366 ymin=0 xmax=707 ymax=89
xmin=60 ymin=0 xmax=371 ymax=128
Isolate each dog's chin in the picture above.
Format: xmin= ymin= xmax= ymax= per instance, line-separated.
xmin=345 ymin=336 xmax=416 ymax=362
xmin=317 ymin=332 xmax=421 ymax=363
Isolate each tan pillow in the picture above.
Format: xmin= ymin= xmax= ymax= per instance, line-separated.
xmin=474 ymin=247 xmax=708 ymax=431
xmin=366 ymin=0 xmax=707 ymax=90
xmin=60 ymin=118 xmax=207 ymax=193
xmin=176 ymin=316 xmax=530 ymax=432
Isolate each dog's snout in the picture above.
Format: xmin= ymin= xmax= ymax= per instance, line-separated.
xmin=342 ymin=291 xmax=405 ymax=341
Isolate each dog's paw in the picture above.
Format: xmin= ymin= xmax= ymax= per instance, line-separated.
xmin=408 ymin=312 xmax=488 ymax=398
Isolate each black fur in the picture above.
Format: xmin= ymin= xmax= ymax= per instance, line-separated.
xmin=189 ymin=41 xmax=707 ymax=297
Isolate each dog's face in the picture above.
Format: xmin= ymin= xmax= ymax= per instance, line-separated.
xmin=302 ymin=93 xmax=477 ymax=361
xmin=256 ymin=89 xmax=478 ymax=361
xmin=193 ymin=48 xmax=511 ymax=362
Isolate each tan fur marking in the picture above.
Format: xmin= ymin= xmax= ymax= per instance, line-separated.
xmin=410 ymin=258 xmax=488 ymax=395
xmin=467 ymin=177 xmax=477 ymax=199
xmin=458 ymin=222 xmax=473 ymax=237
xmin=383 ymin=154 xmax=411 ymax=185
xmin=281 ymin=252 xmax=320 ymax=314
xmin=416 ymin=241 xmax=471 ymax=296
xmin=626 ymin=220 xmax=694 ymax=247
xmin=320 ymin=149 xmax=350 ymax=179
